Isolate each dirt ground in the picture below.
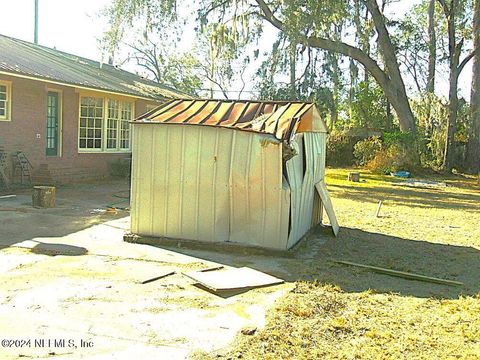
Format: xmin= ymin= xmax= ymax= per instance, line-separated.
xmin=1 ymin=169 xmax=479 ymax=359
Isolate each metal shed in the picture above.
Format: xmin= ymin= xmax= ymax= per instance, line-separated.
xmin=130 ymin=99 xmax=338 ymax=250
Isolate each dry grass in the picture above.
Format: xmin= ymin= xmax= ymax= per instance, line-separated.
xmin=196 ymin=168 xmax=480 ymax=360
xmin=324 ymin=169 xmax=480 ymax=248
xmin=224 ymin=282 xmax=480 ymax=359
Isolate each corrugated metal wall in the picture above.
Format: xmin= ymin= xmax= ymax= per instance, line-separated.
xmin=131 ymin=124 xmax=291 ymax=249
xmin=285 ymin=132 xmax=327 ymax=248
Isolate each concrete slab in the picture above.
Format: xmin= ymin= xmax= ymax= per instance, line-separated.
xmin=0 ymin=180 xmax=291 ymax=358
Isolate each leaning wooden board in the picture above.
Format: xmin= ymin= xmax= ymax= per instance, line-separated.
xmin=315 ymin=180 xmax=340 ymax=236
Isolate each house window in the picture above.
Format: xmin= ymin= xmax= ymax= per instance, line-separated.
xmin=79 ymin=97 xmax=103 ymax=149
xmin=79 ymin=95 xmax=133 ymax=152
xmin=120 ymin=102 xmax=132 ymax=149
xmin=0 ymin=81 xmax=11 ymax=121
xmin=107 ymin=100 xmax=119 ymax=149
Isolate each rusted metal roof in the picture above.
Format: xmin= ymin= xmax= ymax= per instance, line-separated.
xmin=0 ymin=34 xmax=188 ymax=100
xmin=134 ymin=99 xmax=328 ymax=140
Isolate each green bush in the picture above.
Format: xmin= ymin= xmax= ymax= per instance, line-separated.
xmin=349 ymin=132 xmax=419 ymax=174
xmin=365 ymin=141 xmax=418 ymax=175
xmin=326 ymin=133 xmax=356 ymax=167
xmin=365 ymin=150 xmax=394 ymax=174
xmin=353 ymin=136 xmax=383 ymax=165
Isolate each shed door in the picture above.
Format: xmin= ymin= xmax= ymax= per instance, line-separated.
xmin=46 ymin=92 xmax=59 ymax=156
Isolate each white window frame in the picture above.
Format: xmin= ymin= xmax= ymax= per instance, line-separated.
xmin=0 ymin=80 xmax=12 ymax=121
xmin=78 ymin=94 xmax=134 ymax=153
xmin=46 ymin=88 xmax=64 ymax=157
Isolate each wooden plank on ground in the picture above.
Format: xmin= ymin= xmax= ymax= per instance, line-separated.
xmin=335 ymin=260 xmax=464 ymax=286
xmin=141 ymin=270 xmax=175 ymax=284
xmin=0 ymin=195 xmax=16 ymax=199
xmin=183 ymin=267 xmax=284 ymax=292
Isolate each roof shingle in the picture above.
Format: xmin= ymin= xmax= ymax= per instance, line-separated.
xmin=0 ymin=34 xmax=187 ymax=100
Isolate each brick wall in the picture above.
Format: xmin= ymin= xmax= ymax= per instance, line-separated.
xmin=0 ymin=74 xmax=162 ymax=184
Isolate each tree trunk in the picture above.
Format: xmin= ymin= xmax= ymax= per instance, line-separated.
xmin=467 ymin=0 xmax=480 ymax=173
xmin=289 ymin=42 xmax=296 ymax=99
xmin=330 ymin=52 xmax=340 ymax=129
xmin=425 ymin=0 xmax=437 ymax=136
xmin=440 ymin=0 xmax=462 ymax=173
xmin=427 ymin=0 xmax=436 ymax=94
xmin=364 ymin=0 xmax=416 ymax=132
xmin=386 ymin=101 xmax=392 ymax=131
xmin=443 ymin=69 xmax=459 ymax=172
xmin=349 ymin=59 xmax=358 ymax=121
xmin=307 ymin=36 xmax=415 ymax=133
xmin=363 ymin=6 xmax=370 ymax=84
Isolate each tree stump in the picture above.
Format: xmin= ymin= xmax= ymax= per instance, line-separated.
xmin=32 ymin=186 xmax=56 ymax=208
xmin=348 ymin=172 xmax=360 ymax=182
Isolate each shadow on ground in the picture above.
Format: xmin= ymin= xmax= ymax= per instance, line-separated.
xmin=0 ymin=180 xmax=129 ymax=249
xmin=31 ymin=242 xmax=88 ymax=256
xmin=329 ymin=183 xmax=480 ymax=211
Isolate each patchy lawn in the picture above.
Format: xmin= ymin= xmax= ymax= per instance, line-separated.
xmin=198 ymin=168 xmax=480 ymax=359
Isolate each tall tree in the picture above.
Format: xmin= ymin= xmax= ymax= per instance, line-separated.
xmin=103 ymin=0 xmax=418 ymax=133
xmin=467 ymin=0 xmax=480 ymax=173
xmin=427 ymin=0 xmax=437 ymax=95
xmin=437 ymin=0 xmax=475 ymax=172
xmin=426 ymin=0 xmax=437 ymax=137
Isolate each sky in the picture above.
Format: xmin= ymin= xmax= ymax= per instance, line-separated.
xmin=0 ymin=0 xmax=110 ymax=61
xmin=0 ymin=0 xmax=473 ymax=99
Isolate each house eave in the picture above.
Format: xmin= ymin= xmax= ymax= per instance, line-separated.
xmin=0 ymin=69 xmax=167 ymax=102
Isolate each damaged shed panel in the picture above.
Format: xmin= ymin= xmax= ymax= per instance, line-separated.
xmin=131 ymin=100 xmax=337 ymax=250
xmin=131 ymin=125 xmax=290 ymax=248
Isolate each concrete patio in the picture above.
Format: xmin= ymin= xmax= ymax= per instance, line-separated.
xmin=0 ymin=181 xmax=293 ymax=359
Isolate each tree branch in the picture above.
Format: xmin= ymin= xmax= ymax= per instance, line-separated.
xmin=254 ymin=0 xmax=391 ymax=88
xmin=458 ymin=50 xmax=476 ymax=75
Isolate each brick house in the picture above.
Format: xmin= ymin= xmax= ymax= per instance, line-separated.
xmin=0 ymin=34 xmax=185 ymax=184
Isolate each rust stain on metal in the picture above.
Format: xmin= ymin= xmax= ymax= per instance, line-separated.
xmin=134 ymin=99 xmax=328 ymax=140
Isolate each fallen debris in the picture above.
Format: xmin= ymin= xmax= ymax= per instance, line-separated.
xmin=90 ymin=208 xmax=107 ymax=214
xmin=394 ymin=179 xmax=448 ymax=189
xmin=375 ymin=200 xmax=383 ymax=217
xmin=241 ymin=327 xmax=257 ymax=335
xmin=391 ymin=171 xmax=411 ymax=178
xmin=335 ymin=260 xmax=463 ymax=286
xmin=199 ymin=265 xmax=224 ymax=272
xmin=90 ymin=208 xmax=120 ymax=215
xmin=141 ymin=270 xmax=175 ymax=284
xmin=0 ymin=194 xmax=16 ymax=199
xmin=183 ymin=267 xmax=284 ymax=292
xmin=348 ymin=172 xmax=360 ymax=182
